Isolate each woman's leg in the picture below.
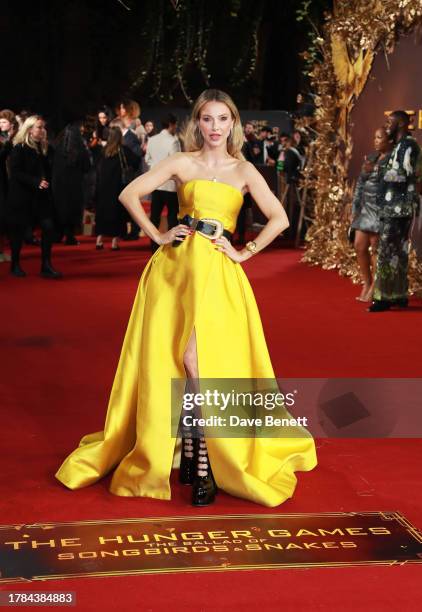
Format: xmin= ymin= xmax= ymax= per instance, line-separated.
xmin=96 ymin=234 xmax=104 ymax=248
xmin=183 ymin=329 xmax=216 ymax=505
xmin=0 ymin=234 xmax=9 ymax=261
xmin=111 ymin=236 xmax=120 ymax=250
xmin=183 ymin=328 xmax=199 ymax=378
xmin=40 ymin=217 xmax=62 ymax=278
xmin=364 ymin=233 xmax=379 ymax=301
xmin=180 ymin=330 xmax=199 ymax=484
xmin=354 ymin=230 xmax=372 ymax=300
xmin=9 ymin=224 xmax=26 ymax=277
xmin=64 ymin=223 xmax=79 ymax=245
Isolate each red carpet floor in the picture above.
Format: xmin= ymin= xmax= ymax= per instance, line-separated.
xmin=0 ymin=237 xmax=421 ymax=611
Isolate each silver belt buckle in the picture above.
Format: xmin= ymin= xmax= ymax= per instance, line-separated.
xmin=197 ymin=218 xmax=224 ymax=239
xmin=189 ymin=218 xmax=200 ymax=231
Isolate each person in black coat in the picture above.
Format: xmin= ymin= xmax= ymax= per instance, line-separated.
xmin=0 ymin=139 xmax=12 ymax=261
xmin=281 ymin=135 xmax=304 ymax=241
xmin=52 ymin=122 xmax=91 ymax=245
xmin=7 ymin=116 xmax=61 ymax=278
xmin=95 ymin=126 xmax=139 ymax=251
xmin=0 ymin=110 xmax=18 ymax=261
xmin=109 ymin=117 xmax=142 ymax=241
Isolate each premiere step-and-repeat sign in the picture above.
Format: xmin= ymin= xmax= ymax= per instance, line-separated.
xmin=1 ymin=512 xmax=421 ymax=583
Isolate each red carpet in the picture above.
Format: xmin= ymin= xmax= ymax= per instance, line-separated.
xmin=1 ymin=237 xmax=421 ymax=611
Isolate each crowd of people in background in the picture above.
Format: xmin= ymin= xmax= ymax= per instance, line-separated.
xmin=0 ymin=96 xmax=315 ymax=278
xmin=1 ymin=94 xmax=418 ymax=315
xmin=240 ymin=110 xmax=314 ymax=242
xmin=0 ymin=100 xmax=159 ymax=277
xmin=243 ymin=122 xmax=306 ymax=178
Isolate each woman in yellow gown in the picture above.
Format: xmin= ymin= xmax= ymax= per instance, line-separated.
xmin=55 ymin=89 xmax=317 ymax=507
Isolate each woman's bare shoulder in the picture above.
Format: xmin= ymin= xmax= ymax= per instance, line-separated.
xmin=181 ymin=151 xmax=203 ymax=166
xmin=236 ymin=159 xmax=253 ymax=169
xmin=237 ymin=160 xmax=259 ymax=179
xmin=165 ymin=151 xmax=194 ymax=173
xmin=171 ymin=151 xmax=198 ymax=166
xmin=166 ymin=151 xmax=202 ymax=184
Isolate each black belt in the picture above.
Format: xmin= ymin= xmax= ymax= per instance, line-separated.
xmin=172 ymin=214 xmax=232 ymax=247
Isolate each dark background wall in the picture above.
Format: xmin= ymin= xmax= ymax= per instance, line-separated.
xmin=350 ymin=30 xmax=422 ymax=178
xmin=0 ymin=0 xmax=329 ymax=130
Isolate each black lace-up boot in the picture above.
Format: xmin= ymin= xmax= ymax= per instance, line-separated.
xmin=192 ymin=437 xmax=217 ymax=506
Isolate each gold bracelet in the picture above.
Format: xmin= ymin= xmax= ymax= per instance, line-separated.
xmin=245 ymin=240 xmax=257 ymax=255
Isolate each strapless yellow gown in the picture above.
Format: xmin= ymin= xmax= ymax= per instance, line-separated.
xmin=56 ymin=179 xmax=317 ymax=507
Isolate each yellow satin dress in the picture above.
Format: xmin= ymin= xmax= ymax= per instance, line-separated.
xmin=56 ymin=179 xmax=317 ymax=507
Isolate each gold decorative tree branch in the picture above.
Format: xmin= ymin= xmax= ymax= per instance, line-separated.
xmin=303 ymin=0 xmax=422 ymax=294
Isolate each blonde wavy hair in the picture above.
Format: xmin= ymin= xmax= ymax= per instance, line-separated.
xmin=13 ymin=115 xmax=48 ymax=155
xmin=184 ymin=89 xmax=245 ymax=160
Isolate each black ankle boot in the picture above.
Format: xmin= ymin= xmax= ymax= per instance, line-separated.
xmin=40 ymin=260 xmax=62 ymax=279
xmin=393 ymin=297 xmax=408 ymax=308
xmin=64 ymin=236 xmax=79 ymax=246
xmin=10 ymin=262 xmax=26 ymax=277
xmin=192 ymin=468 xmax=217 ymax=506
xmin=10 ymin=242 xmax=25 ymax=276
xmin=368 ymin=299 xmax=391 ymax=312
xmin=179 ymin=434 xmax=195 ymax=485
xmin=41 ymin=237 xmax=62 ymax=279
xmin=192 ymin=438 xmax=217 ymax=506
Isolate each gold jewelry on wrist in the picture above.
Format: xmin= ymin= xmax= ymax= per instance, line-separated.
xmin=245 ymin=240 xmax=257 ymax=255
